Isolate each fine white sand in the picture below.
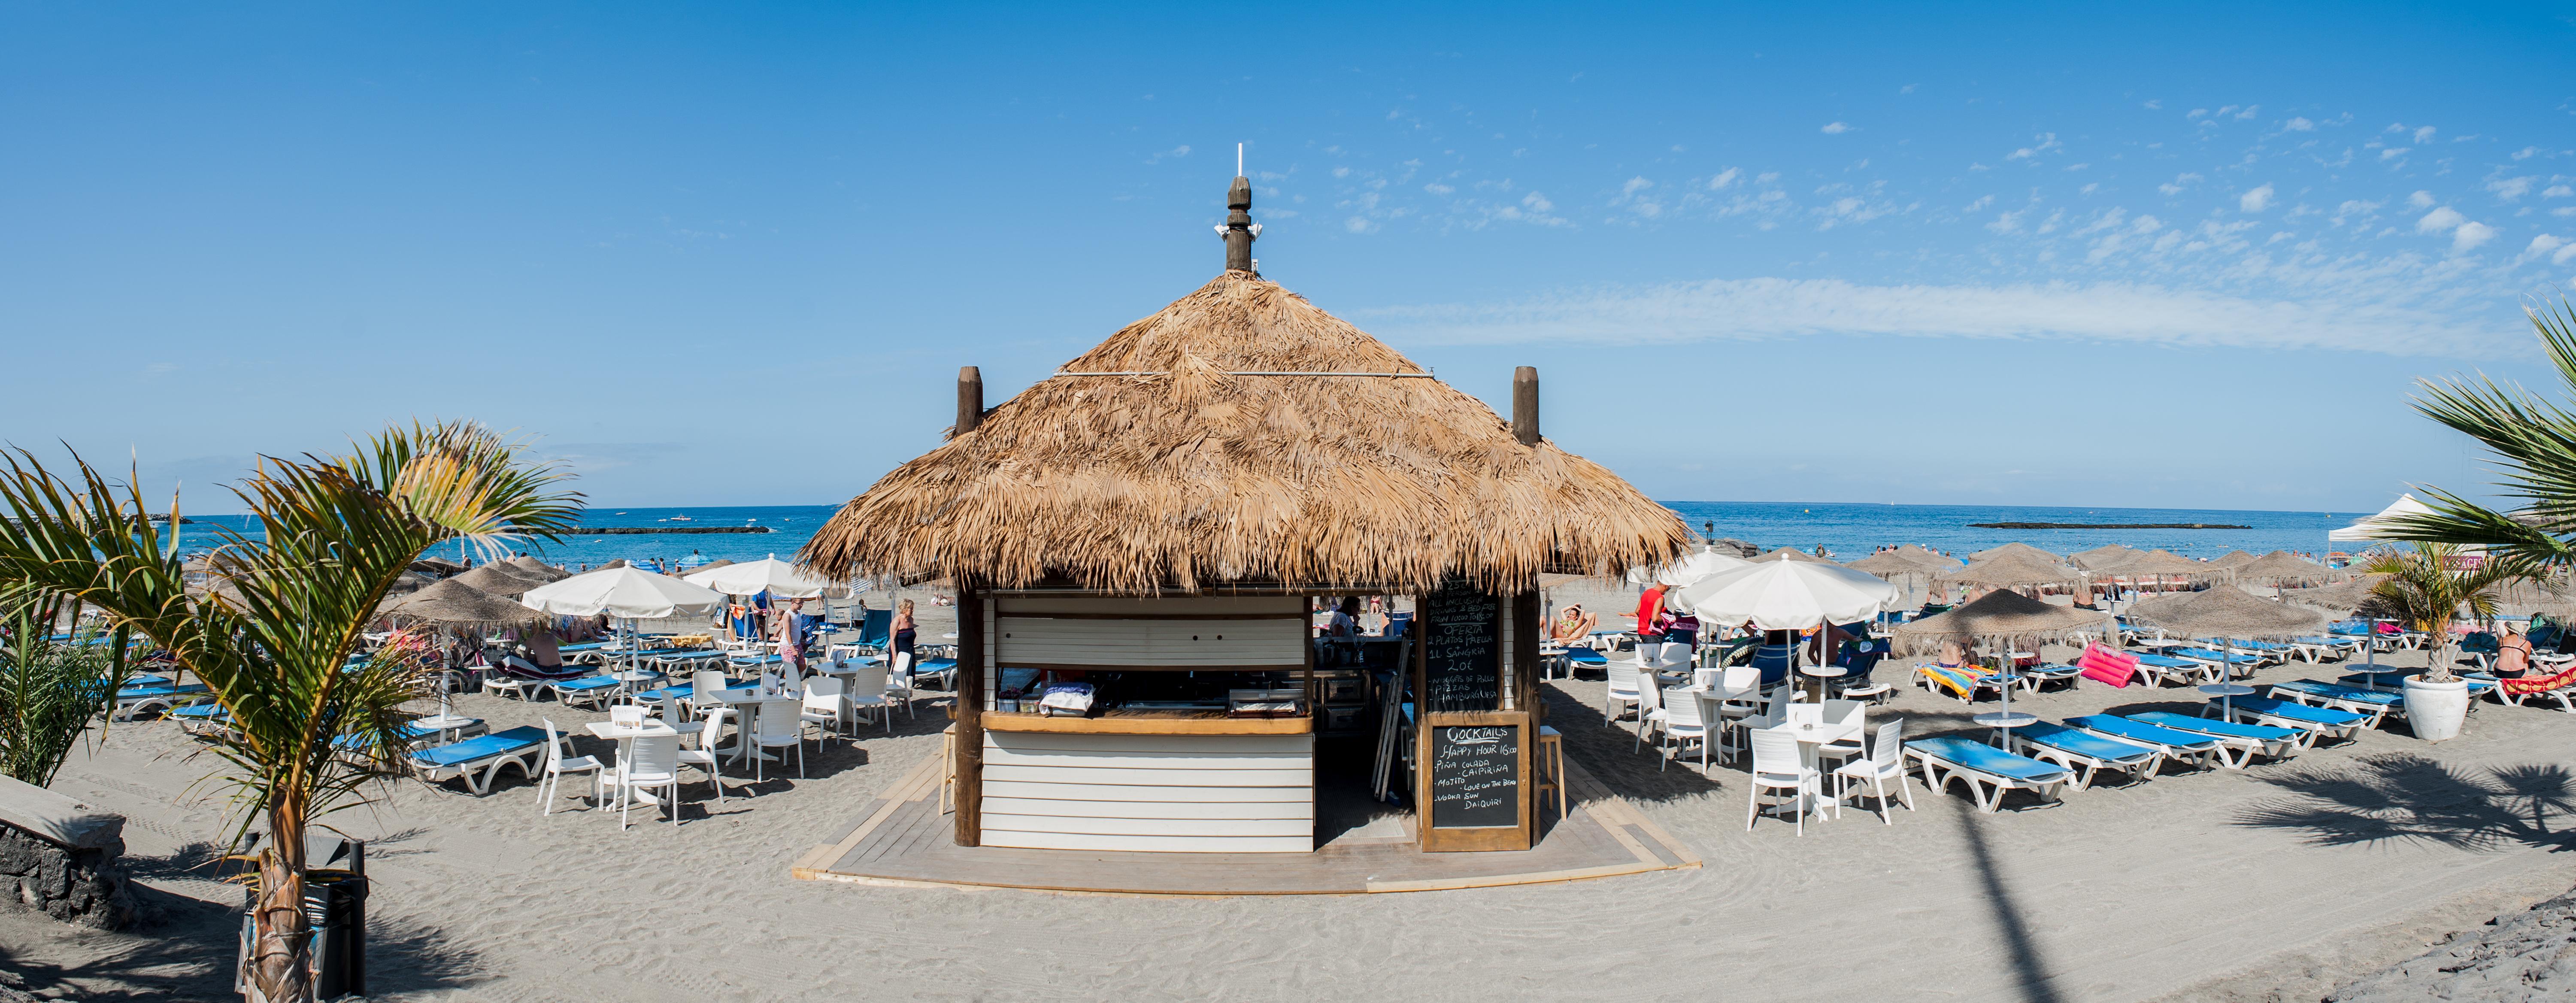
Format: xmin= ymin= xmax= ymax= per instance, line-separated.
xmin=7 ymin=588 xmax=2576 ymax=1001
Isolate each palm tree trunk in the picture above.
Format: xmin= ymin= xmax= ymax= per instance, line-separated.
xmin=249 ymin=803 xmax=312 ymax=1002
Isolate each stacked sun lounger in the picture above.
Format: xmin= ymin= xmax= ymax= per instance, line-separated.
xmin=2006 ymin=722 xmax=2162 ymax=790
xmin=2267 ymin=679 xmax=2407 ymax=728
xmin=112 ymin=682 xmax=212 ymax=721
xmin=2124 ymin=711 xmax=2299 ymax=768
xmin=2212 ymin=696 xmax=2366 ymax=744
xmin=2065 ymin=715 xmax=2222 ymax=771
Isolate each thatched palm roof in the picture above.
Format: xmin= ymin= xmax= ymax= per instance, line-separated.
xmin=1750 ymin=547 xmax=1830 ymax=564
xmin=1971 ymin=542 xmax=2060 ymax=563
xmin=1845 ymin=551 xmax=1925 ymax=577
xmin=2127 ymin=585 xmax=2329 ymax=639
xmin=802 ymin=271 xmax=1690 ymax=593
xmin=2282 ymin=575 xmax=2393 ymax=618
xmin=2232 ymin=550 xmax=2339 ymax=586
xmin=1894 ymin=589 xmax=2109 ymax=654
xmin=410 ymin=557 xmax=465 ymax=576
xmin=504 ymin=556 xmax=571 ymax=582
xmin=1891 ymin=544 xmax=1963 ymax=571
xmin=2093 ymin=548 xmax=2219 ymax=579
xmin=378 ymin=579 xmax=546 ymax=627
xmin=2068 ymin=544 xmax=2140 ymax=570
xmin=2208 ymin=550 xmax=2260 ymax=569
xmin=1942 ymin=551 xmax=2083 ymax=588
xmin=451 ymin=564 xmax=546 ymax=596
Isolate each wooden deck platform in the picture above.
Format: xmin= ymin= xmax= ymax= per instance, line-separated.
xmin=791 ymin=749 xmax=1699 ymax=896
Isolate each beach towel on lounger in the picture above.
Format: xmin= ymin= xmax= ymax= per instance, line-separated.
xmin=2503 ymin=661 xmax=2576 ymax=697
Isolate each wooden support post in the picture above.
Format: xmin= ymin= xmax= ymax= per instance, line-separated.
xmin=1512 ymin=367 xmax=1539 ymax=447
xmin=955 ymin=367 xmax=984 ymax=439
xmin=952 ymin=584 xmax=986 ymax=846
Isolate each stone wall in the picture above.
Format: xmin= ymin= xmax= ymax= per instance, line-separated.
xmin=0 ymin=776 xmax=132 ymax=931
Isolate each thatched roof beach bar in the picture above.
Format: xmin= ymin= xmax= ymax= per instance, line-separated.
xmin=803 ymin=172 xmax=1688 ymax=864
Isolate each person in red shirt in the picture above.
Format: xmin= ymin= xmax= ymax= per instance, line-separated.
xmin=1635 ymin=583 xmax=1670 ymax=644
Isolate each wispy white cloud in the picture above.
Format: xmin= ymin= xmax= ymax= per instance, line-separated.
xmin=1821 ymin=121 xmax=1851 ymax=134
xmin=2414 ymin=125 xmax=2437 ymax=144
xmin=1362 ymin=278 xmax=2507 ymax=357
xmin=1706 ymin=167 xmax=1741 ymax=190
xmin=2452 ymin=221 xmax=2497 ymax=253
xmin=2285 ymin=117 xmax=2315 ymax=131
xmin=2416 ymin=206 xmax=2466 ymax=233
xmin=2240 ymin=184 xmax=2276 ymax=212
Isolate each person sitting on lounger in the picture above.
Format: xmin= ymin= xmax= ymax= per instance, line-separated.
xmin=1937 ymin=638 xmax=1976 ymax=673
xmin=501 ymin=630 xmax=582 ymax=678
xmin=1551 ymin=603 xmax=1597 ymax=644
xmin=2496 ymin=620 xmax=2535 ymax=679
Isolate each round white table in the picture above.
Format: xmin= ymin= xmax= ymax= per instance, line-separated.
xmin=1798 ymin=664 xmax=1846 ymax=704
xmin=585 ymin=718 xmax=705 ymax=805
xmin=1764 ymin=719 xmax=1862 ymax=818
xmin=701 ymin=685 xmax=803 ymax=765
xmin=409 ymin=714 xmax=483 ymax=742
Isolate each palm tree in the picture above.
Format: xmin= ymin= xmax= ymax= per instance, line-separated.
xmin=0 ymin=422 xmax=579 ymax=1003
xmin=2384 ymin=294 xmax=2576 ymax=568
xmin=0 ymin=596 xmax=137 ymax=787
xmin=2360 ymin=542 xmax=2524 ymax=683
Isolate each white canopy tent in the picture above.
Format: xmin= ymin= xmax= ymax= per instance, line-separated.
xmin=2330 ymin=493 xmax=2438 ymax=542
xmin=683 ymin=555 xmax=849 ymax=599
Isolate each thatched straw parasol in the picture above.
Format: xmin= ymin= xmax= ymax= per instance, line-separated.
xmin=504 ymin=556 xmax=571 ymax=582
xmin=2208 ymin=550 xmax=2260 ymax=570
xmin=2068 ymin=544 xmax=2141 ymax=571
xmin=687 ymin=558 xmax=736 ymax=575
xmin=379 ymin=579 xmax=547 ymax=627
xmin=1941 ymin=551 xmax=2085 ymax=589
xmin=451 ymin=564 xmax=548 ymax=596
xmin=1845 ymin=551 xmax=1924 ymax=577
xmin=1971 ymin=542 xmax=2060 ymax=563
xmin=1749 ymin=547 xmax=1830 ymax=564
xmin=410 ymin=557 xmax=465 ymax=576
xmin=2127 ymin=585 xmax=2329 ymax=640
xmin=800 ymin=270 xmax=1690 ymax=592
xmin=1890 ymin=544 xmax=1963 ymax=572
xmin=2232 ymin=550 xmax=2340 ymax=587
xmin=2281 ymin=575 xmax=2393 ymax=618
xmin=1894 ymin=589 xmax=2111 ymax=655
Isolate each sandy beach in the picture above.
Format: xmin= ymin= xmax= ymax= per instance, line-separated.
xmin=0 ymin=579 xmax=2568 ymax=1002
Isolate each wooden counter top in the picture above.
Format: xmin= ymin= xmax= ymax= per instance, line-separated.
xmin=979 ymin=710 xmax=1315 ymax=736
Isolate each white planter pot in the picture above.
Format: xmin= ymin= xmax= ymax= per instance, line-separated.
xmin=2402 ymin=675 xmax=2471 ymax=742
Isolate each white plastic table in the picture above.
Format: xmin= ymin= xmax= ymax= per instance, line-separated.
xmin=1763 ymin=720 xmax=1862 ymax=818
xmin=585 ymin=718 xmax=703 ymax=804
xmin=409 ymin=714 xmax=483 ymax=742
xmin=702 ymin=685 xmax=801 ymax=765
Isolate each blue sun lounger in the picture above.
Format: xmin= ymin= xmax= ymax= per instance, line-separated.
xmin=1555 ymin=647 xmax=1609 ymax=679
xmin=2125 ymin=712 xmax=2300 ymax=768
xmin=2127 ymin=652 xmax=2212 ymax=687
xmin=2066 ymin=715 xmax=2221 ymax=770
xmin=170 ymin=703 xmax=230 ymax=738
xmin=2338 ymin=670 xmax=2497 ymax=697
xmin=2212 ymin=696 xmax=2366 ymax=744
xmin=2005 ymin=721 xmax=2163 ymax=789
xmin=549 ymin=675 xmax=623 ymax=710
xmin=2268 ymin=679 xmax=2407 ymax=727
xmin=1902 ymin=736 xmax=2073 ymax=812
xmin=113 ymin=682 xmax=212 ymax=721
xmin=2160 ymin=647 xmax=2264 ymax=679
xmin=404 ymin=726 xmax=551 ymax=794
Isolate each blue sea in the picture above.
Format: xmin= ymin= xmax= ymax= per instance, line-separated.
xmin=173 ymin=501 xmax=2370 ymax=571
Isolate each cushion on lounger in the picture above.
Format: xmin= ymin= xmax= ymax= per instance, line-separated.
xmin=2231 ymin=697 xmax=2365 ymax=727
xmin=2271 ymin=680 xmax=2405 ymax=706
xmin=1909 ymin=737 xmax=2069 ymax=782
xmin=2066 ymin=714 xmax=2220 ymax=750
xmin=2018 ymin=722 xmax=2154 ymax=763
xmin=408 ymin=726 xmax=546 ymax=768
xmin=1922 ymin=665 xmax=1978 ymax=698
xmin=2128 ymin=711 xmax=2297 ymax=742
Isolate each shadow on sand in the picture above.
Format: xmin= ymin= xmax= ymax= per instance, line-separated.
xmin=2233 ymin=753 xmax=2576 ymax=852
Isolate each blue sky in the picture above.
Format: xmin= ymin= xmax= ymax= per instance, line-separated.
xmin=5 ymin=3 xmax=2573 ymax=515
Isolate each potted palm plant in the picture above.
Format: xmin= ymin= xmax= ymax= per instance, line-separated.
xmin=0 ymin=423 xmax=579 ymax=1003
xmin=2359 ymin=542 xmax=2520 ymax=740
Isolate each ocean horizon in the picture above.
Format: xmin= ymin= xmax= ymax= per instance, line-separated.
xmin=179 ymin=500 xmax=2371 ymax=571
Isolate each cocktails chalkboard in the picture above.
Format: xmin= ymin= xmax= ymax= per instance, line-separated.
xmin=1421 ymin=582 xmax=1499 ymax=712
xmin=1428 ymin=724 xmax=1520 ymax=828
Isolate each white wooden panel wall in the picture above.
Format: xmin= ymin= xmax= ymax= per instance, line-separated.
xmin=979 ymin=731 xmax=1315 ymax=853
xmin=993 ymin=595 xmax=1306 ymax=669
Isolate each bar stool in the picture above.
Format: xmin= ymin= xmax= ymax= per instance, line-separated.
xmin=1533 ymin=725 xmax=1567 ymax=822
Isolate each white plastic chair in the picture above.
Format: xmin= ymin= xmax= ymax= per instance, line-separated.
xmin=609 ymin=734 xmax=682 ymax=829
xmin=751 ymin=698 xmax=805 ymax=782
xmin=535 ymin=718 xmax=603 ymax=816
xmin=800 ymin=676 xmax=849 ymax=744
xmin=1658 ymin=687 xmax=1719 ymax=771
xmin=1833 ymin=718 xmax=1915 ymax=824
xmin=609 ymin=704 xmax=646 ymax=728
xmin=883 ymin=652 xmax=917 ymax=718
xmin=676 ymin=706 xmax=732 ymax=808
xmin=848 ymin=666 xmax=892 ymax=734
xmin=1633 ymin=676 xmax=1666 ymax=752
xmin=1652 ymin=645 xmax=1692 ymax=679
xmin=1818 ymin=699 xmax=1868 ymax=768
xmin=1747 ymin=728 xmax=1822 ymax=836
xmin=1604 ymin=666 xmax=1644 ymax=725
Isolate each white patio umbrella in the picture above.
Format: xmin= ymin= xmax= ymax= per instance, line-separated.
xmin=1667 ymin=553 xmax=1899 ymax=632
xmin=1652 ymin=548 xmax=1754 ymax=587
xmin=683 ymin=555 xmax=849 ymax=599
xmin=521 ymin=567 xmax=728 ymax=676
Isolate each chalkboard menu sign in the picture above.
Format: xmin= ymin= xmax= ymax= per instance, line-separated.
xmin=1421 ymin=582 xmax=1499 ymax=712
xmin=1428 ymin=725 xmax=1520 ymax=828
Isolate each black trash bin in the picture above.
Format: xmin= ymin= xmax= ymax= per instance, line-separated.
xmin=236 ymin=840 xmax=367 ymax=1002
